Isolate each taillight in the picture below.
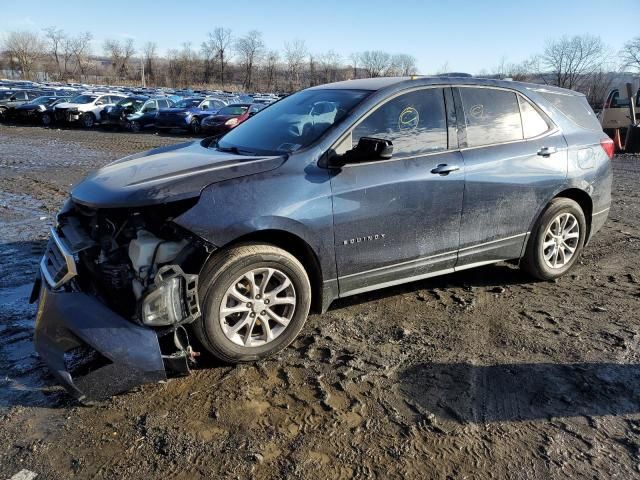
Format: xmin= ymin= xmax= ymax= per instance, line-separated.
xmin=600 ymin=137 xmax=614 ymax=159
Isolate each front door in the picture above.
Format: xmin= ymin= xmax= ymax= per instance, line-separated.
xmin=330 ymin=87 xmax=465 ymax=296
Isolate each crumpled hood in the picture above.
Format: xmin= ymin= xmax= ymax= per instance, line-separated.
xmin=71 ymin=140 xmax=285 ymax=208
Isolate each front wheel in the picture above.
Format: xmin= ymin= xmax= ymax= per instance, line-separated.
xmin=521 ymin=198 xmax=586 ymax=280
xmin=81 ymin=112 xmax=95 ymax=128
xmin=193 ymin=244 xmax=311 ymax=363
xmin=41 ymin=113 xmax=52 ymax=126
xmin=189 ymin=117 xmax=201 ymax=134
xmin=127 ymin=121 xmax=141 ymax=133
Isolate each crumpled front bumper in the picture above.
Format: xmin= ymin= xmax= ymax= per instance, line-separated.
xmin=33 ymin=277 xmax=167 ymax=403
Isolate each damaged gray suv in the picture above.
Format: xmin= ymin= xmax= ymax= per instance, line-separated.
xmin=33 ymin=77 xmax=612 ymax=401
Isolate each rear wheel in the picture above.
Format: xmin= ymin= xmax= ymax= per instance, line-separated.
xmin=193 ymin=243 xmax=311 ymax=363
xmin=521 ymin=198 xmax=586 ymax=280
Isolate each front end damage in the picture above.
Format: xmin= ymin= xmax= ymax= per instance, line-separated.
xmin=32 ymin=199 xmax=212 ymax=402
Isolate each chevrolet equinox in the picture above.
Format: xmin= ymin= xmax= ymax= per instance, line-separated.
xmin=33 ymin=77 xmax=612 ymax=400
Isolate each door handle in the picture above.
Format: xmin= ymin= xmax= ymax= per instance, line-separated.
xmin=430 ymin=163 xmax=460 ymax=175
xmin=537 ymin=146 xmax=558 ymax=157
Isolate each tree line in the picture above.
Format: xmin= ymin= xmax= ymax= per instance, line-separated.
xmin=1 ymin=28 xmax=639 ymax=103
xmin=0 ymin=27 xmax=419 ymax=92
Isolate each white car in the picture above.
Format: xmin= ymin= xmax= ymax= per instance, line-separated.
xmin=53 ymin=92 xmax=125 ymax=128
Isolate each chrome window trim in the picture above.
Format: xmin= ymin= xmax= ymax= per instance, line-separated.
xmin=332 ymin=84 xmax=562 ymax=168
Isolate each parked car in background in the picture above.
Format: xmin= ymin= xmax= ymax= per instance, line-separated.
xmin=41 ymin=97 xmax=73 ymax=127
xmin=8 ymin=95 xmax=68 ymax=123
xmin=53 ymin=93 xmax=125 ymax=128
xmin=156 ymin=97 xmax=228 ymax=133
xmin=0 ymin=90 xmax=47 ymax=119
xmin=200 ymin=103 xmax=251 ymax=134
xmin=102 ymin=96 xmax=175 ymax=132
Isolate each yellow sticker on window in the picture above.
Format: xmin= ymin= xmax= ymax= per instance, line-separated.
xmin=398 ymin=106 xmax=419 ymax=131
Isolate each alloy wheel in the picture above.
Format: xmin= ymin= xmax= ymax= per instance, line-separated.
xmin=542 ymin=212 xmax=580 ymax=269
xmin=219 ymin=267 xmax=296 ymax=347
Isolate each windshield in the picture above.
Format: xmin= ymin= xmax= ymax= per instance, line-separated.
xmin=70 ymin=94 xmax=97 ymax=104
xmin=174 ymin=98 xmax=202 ymax=108
xmin=217 ymin=105 xmax=249 ymax=116
xmin=117 ymin=98 xmax=145 ymax=110
xmin=217 ymin=89 xmax=370 ymax=154
xmin=0 ymin=91 xmax=14 ymax=100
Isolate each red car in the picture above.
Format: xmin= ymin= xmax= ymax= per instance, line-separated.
xmin=200 ymin=103 xmax=251 ymax=134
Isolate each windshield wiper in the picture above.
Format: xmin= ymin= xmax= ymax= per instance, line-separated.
xmin=217 ymin=145 xmax=255 ymax=156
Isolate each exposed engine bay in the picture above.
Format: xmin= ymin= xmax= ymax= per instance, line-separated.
xmin=50 ymin=198 xmax=212 ymax=375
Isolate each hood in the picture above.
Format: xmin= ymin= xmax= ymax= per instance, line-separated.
xmin=54 ymin=102 xmax=76 ymax=109
xmin=71 ymin=139 xmax=285 ymax=208
xmin=206 ymin=114 xmax=237 ymax=123
xmin=15 ymin=103 xmax=42 ymax=111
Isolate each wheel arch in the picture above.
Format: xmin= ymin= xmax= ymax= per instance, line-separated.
xmin=552 ymin=188 xmax=593 ymax=239
xmin=224 ymin=229 xmax=325 ymax=314
xmin=522 ymin=187 xmax=593 ymax=257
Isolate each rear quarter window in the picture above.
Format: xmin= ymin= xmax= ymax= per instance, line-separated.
xmin=538 ymin=91 xmax=601 ymax=131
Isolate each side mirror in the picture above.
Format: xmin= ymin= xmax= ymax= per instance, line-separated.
xmin=354 ymin=137 xmax=393 ymax=160
xmin=326 ymin=137 xmax=393 ymax=168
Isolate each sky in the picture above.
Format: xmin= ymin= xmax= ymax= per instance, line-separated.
xmin=1 ymin=0 xmax=637 ymax=74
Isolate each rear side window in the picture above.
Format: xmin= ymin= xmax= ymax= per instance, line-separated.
xmin=353 ymin=88 xmax=447 ymax=157
xmin=460 ymin=88 xmax=523 ymax=147
xmin=538 ymin=91 xmax=601 ymax=131
xmin=518 ymin=96 xmax=550 ymax=138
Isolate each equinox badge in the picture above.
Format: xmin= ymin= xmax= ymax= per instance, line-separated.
xmin=343 ymin=234 xmax=386 ymax=245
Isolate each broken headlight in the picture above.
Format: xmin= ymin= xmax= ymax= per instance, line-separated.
xmin=141 ymin=265 xmax=200 ymax=326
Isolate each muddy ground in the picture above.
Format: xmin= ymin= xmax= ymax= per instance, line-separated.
xmin=0 ymin=123 xmax=639 ymax=479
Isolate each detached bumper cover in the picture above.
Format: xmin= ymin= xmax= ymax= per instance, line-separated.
xmin=33 ymin=280 xmax=166 ymax=402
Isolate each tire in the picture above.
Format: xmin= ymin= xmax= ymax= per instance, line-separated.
xmin=190 ymin=117 xmax=201 ymax=134
xmin=521 ymin=198 xmax=587 ymax=280
xmin=81 ymin=112 xmax=95 ymax=128
xmin=128 ymin=121 xmax=141 ymax=133
xmin=41 ymin=113 xmax=52 ymax=126
xmin=193 ymin=243 xmax=311 ymax=363
xmin=0 ymin=107 xmax=6 ymax=120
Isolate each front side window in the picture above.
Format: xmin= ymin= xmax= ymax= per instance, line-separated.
xmin=352 ymin=88 xmax=447 ymax=157
xmin=518 ymin=96 xmax=550 ymax=138
xmin=460 ymin=88 xmax=523 ymax=147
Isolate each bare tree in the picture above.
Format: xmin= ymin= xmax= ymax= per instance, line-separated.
xmin=541 ymin=34 xmax=607 ymax=90
xmin=235 ymin=30 xmax=265 ymax=90
xmin=43 ymin=27 xmax=65 ymax=79
xmin=389 ymin=53 xmax=417 ymax=76
xmin=143 ymin=41 xmax=157 ymax=84
xmin=318 ymin=50 xmax=342 ymax=83
xmin=284 ymin=39 xmax=307 ymax=90
xmin=263 ymin=50 xmax=280 ymax=91
xmin=359 ymin=50 xmax=390 ymax=77
xmin=620 ymin=36 xmax=640 ymax=72
xmin=581 ymin=69 xmax=613 ymax=110
xmin=208 ymin=27 xmax=233 ymax=86
xmin=2 ymin=31 xmax=44 ymax=79
xmin=69 ymin=32 xmax=92 ymax=79
xmin=348 ymin=52 xmax=360 ymax=79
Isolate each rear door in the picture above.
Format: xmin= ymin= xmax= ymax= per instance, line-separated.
xmin=331 ymin=87 xmax=465 ymax=295
xmin=455 ymin=86 xmax=567 ymax=268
